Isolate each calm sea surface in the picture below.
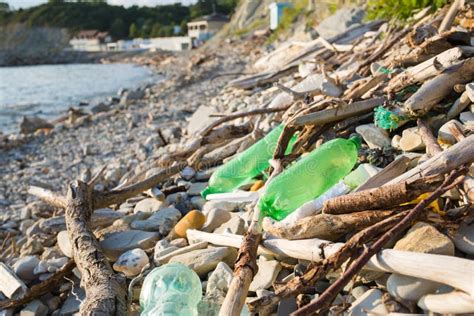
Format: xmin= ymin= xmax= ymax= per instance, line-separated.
xmin=0 ymin=63 xmax=157 ymax=133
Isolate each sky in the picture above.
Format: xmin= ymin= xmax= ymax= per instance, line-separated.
xmin=5 ymin=0 xmax=197 ymax=9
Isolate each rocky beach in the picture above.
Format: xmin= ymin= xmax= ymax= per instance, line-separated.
xmin=1 ymin=1 xmax=474 ymax=315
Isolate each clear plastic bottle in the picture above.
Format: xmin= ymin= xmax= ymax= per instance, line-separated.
xmin=140 ymin=263 xmax=202 ymax=316
xmin=259 ymin=136 xmax=361 ymax=220
xmin=201 ymin=124 xmax=295 ymax=199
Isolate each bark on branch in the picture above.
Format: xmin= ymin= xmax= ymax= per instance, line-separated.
xmin=66 ymin=180 xmax=127 ymax=315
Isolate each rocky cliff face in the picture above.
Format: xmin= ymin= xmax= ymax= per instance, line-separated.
xmin=0 ymin=24 xmax=70 ymax=66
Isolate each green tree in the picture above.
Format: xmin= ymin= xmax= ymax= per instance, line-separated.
xmin=110 ymin=17 xmax=126 ymax=38
xmin=129 ymin=23 xmax=139 ymax=38
xmin=150 ymin=22 xmax=161 ymax=37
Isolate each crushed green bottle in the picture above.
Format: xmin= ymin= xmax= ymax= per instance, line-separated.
xmin=201 ymin=124 xmax=296 ymax=199
xmin=259 ymin=136 xmax=361 ymax=220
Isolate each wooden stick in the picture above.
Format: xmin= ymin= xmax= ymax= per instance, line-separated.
xmin=292 ymin=168 xmax=467 ymax=315
xmin=29 ymin=163 xmax=183 ymax=210
xmin=200 ymin=106 xmax=288 ymax=137
xmin=292 ymin=97 xmax=385 ymax=127
xmin=186 ymin=231 xmax=474 ymax=298
xmin=386 ymin=46 xmax=474 ymax=93
xmin=418 ymin=291 xmax=474 ymax=314
xmin=65 ymin=180 xmax=127 ymax=314
xmin=263 ymin=210 xmax=397 ymax=241
xmin=417 ymin=119 xmax=442 ymax=157
xmin=323 ymin=177 xmax=441 ymax=215
xmin=387 ymin=134 xmax=474 ymax=185
xmin=403 ymin=58 xmax=474 ymax=116
xmin=219 ymin=160 xmax=283 ymax=316
xmin=249 ymin=211 xmax=407 ymax=313
xmin=438 ymin=0 xmax=465 ymax=33
xmin=0 ymin=260 xmax=75 ymax=309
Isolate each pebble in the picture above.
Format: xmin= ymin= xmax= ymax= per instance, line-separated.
xmin=202 ymin=200 xmax=239 ymax=215
xmin=460 ymin=111 xmax=474 ymax=128
xmin=205 ymin=262 xmax=233 ymax=303
xmin=387 ymin=273 xmax=441 ymax=301
xmin=214 ymin=216 xmax=245 ymax=235
xmin=187 ymin=182 xmax=208 ymax=196
xmin=100 ymin=230 xmax=159 ymax=261
xmin=130 ymin=207 xmax=182 ymax=235
xmin=394 ymin=222 xmax=454 ymax=255
xmin=172 ymin=210 xmax=206 ymax=238
xmin=355 ymin=124 xmax=391 ymax=148
xmin=399 ymin=127 xmax=425 ymax=152
xmin=20 ymin=299 xmax=48 ymax=316
xmin=453 ymin=221 xmax=474 ymax=255
xmin=13 ymin=256 xmax=40 ymax=281
xmin=438 ymin=120 xmax=465 ymax=145
xmin=181 ymin=166 xmax=196 ymax=180
xmin=113 ymin=248 xmax=149 ymax=277
xmin=202 ymin=208 xmax=232 ymax=233
xmin=57 ymin=231 xmax=73 ymax=258
xmin=347 ymin=289 xmax=388 ymax=316
xmin=169 ymin=247 xmax=234 ymax=277
xmin=133 ymin=198 xmax=165 ymax=213
xmin=249 ymin=259 xmax=282 ymax=292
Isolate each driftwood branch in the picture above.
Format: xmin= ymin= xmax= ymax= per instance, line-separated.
xmin=29 ymin=164 xmax=183 ymax=210
xmin=322 ymin=177 xmax=442 ymax=215
xmin=219 ymin=160 xmax=283 ymax=316
xmin=292 ymin=97 xmax=385 ymax=127
xmin=263 ymin=210 xmax=397 ymax=241
xmin=292 ymin=168 xmax=467 ymax=315
xmin=0 ymin=260 xmax=75 ymax=310
xmin=249 ymin=211 xmax=408 ymax=313
xmin=438 ymin=0 xmax=465 ymax=33
xmin=388 ymin=134 xmax=474 ymax=184
xmin=417 ymin=119 xmax=442 ymax=157
xmin=65 ymin=180 xmax=127 ymax=314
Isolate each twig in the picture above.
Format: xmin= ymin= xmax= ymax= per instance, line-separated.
xmin=417 ymin=119 xmax=442 ymax=157
xmin=248 ymin=210 xmax=409 ymax=313
xmin=0 ymin=260 xmax=75 ymax=309
xmin=219 ymin=160 xmax=283 ymax=316
xmin=29 ymin=163 xmax=184 ymax=210
xmin=292 ymin=167 xmax=467 ymax=315
xmin=200 ymin=105 xmax=289 ymax=136
xmin=438 ymin=0 xmax=465 ymax=33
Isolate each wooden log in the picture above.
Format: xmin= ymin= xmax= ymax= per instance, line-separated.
xmin=65 ymin=180 xmax=127 ymax=315
xmin=438 ymin=0 xmax=465 ymax=33
xmin=355 ymin=156 xmax=411 ymax=191
xmin=387 ymin=134 xmax=474 ymax=185
xmin=403 ymin=58 xmax=474 ymax=116
xmin=323 ymin=177 xmax=441 ymax=215
xmin=262 ymin=210 xmax=396 ymax=240
xmin=293 ymin=97 xmax=385 ymax=127
xmin=418 ymin=291 xmax=474 ymax=314
xmin=386 ymin=46 xmax=474 ymax=93
xmin=447 ymin=90 xmax=472 ymax=120
xmin=186 ymin=231 xmax=474 ymax=297
xmin=344 ymin=73 xmax=388 ymax=100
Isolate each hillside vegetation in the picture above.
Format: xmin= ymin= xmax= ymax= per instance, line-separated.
xmin=0 ymin=0 xmax=238 ymax=39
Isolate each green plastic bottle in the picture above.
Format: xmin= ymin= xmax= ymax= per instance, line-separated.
xmin=259 ymin=136 xmax=361 ymax=220
xmin=202 ymin=125 xmax=295 ymax=199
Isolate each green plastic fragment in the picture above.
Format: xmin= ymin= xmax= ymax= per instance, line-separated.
xmin=374 ymin=106 xmax=403 ymax=131
xmin=377 ymin=67 xmax=392 ymax=74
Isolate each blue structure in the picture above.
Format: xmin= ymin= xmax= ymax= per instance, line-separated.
xmin=269 ymin=2 xmax=293 ymax=30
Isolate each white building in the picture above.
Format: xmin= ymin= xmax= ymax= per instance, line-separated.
xmin=140 ymin=37 xmax=192 ymax=51
xmin=187 ymin=13 xmax=229 ymax=46
xmin=69 ymin=30 xmax=112 ymax=52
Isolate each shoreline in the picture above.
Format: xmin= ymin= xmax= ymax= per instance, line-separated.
xmin=0 ymin=39 xmax=252 ymax=213
xmin=0 ymin=51 xmax=170 ymax=138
